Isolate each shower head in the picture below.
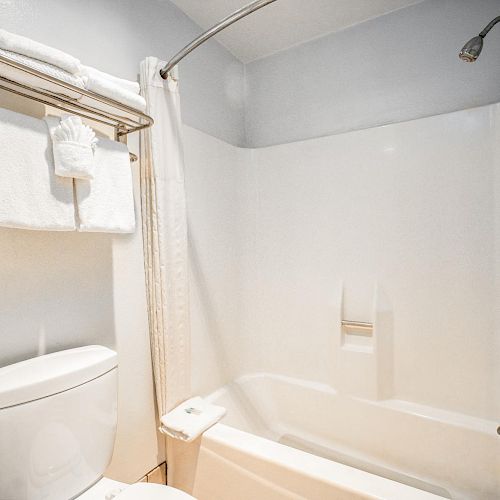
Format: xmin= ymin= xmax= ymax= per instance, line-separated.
xmin=459 ymin=35 xmax=483 ymax=62
xmin=459 ymin=16 xmax=500 ymax=62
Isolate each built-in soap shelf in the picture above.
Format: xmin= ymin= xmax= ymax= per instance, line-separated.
xmin=338 ymin=284 xmax=376 ymax=353
xmin=334 ymin=283 xmax=394 ymax=400
xmin=341 ymin=319 xmax=373 ymax=351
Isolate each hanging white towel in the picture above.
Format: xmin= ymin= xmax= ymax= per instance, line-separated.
xmin=81 ymin=65 xmax=140 ymax=94
xmin=83 ymin=74 xmax=146 ymax=112
xmin=0 ymin=29 xmax=82 ymax=74
xmin=159 ymin=397 xmax=226 ymax=442
xmin=44 ymin=115 xmax=98 ymax=179
xmin=74 ymin=139 xmax=135 ymax=233
xmin=0 ymin=108 xmax=76 ymax=231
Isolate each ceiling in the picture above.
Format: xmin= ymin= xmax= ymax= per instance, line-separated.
xmin=170 ymin=0 xmax=426 ymax=63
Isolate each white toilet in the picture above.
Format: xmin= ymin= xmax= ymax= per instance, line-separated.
xmin=0 ymin=345 xmax=195 ymax=500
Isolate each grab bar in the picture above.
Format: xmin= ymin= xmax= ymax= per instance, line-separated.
xmin=341 ymin=320 xmax=373 ymax=333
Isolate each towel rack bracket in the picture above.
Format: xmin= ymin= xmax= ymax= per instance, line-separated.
xmin=115 ymin=125 xmax=138 ymax=163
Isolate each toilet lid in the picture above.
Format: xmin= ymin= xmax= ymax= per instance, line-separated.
xmin=116 ymin=483 xmax=196 ymax=500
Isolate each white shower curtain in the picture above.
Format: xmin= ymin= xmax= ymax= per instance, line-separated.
xmin=139 ymin=57 xmax=190 ymax=418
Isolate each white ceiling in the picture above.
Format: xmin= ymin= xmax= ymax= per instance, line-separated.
xmin=170 ymin=0 xmax=425 ymax=63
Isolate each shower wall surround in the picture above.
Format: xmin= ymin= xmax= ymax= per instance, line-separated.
xmin=185 ymin=102 xmax=500 ymax=421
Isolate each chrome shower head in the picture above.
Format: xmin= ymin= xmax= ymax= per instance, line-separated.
xmin=459 ymin=16 xmax=500 ymax=62
xmin=459 ymin=35 xmax=483 ymax=62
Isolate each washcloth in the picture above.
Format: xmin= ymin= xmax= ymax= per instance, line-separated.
xmin=81 ymin=65 xmax=140 ymax=94
xmin=83 ymin=74 xmax=147 ymax=112
xmin=75 ymin=138 xmax=135 ymax=233
xmin=0 ymin=29 xmax=82 ymax=74
xmin=160 ymin=397 xmax=226 ymax=442
xmin=45 ymin=115 xmax=98 ymax=179
xmin=0 ymin=108 xmax=76 ymax=231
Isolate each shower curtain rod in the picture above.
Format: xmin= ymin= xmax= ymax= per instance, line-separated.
xmin=160 ymin=0 xmax=278 ymax=79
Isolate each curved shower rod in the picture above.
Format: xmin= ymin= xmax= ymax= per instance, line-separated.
xmin=160 ymin=0 xmax=278 ymax=79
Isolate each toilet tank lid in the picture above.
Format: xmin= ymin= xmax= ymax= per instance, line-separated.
xmin=0 ymin=345 xmax=117 ymax=409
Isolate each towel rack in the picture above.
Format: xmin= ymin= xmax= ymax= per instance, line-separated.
xmin=0 ymin=54 xmax=153 ymax=162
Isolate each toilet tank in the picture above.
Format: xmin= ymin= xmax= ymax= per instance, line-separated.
xmin=0 ymin=346 xmax=118 ymax=500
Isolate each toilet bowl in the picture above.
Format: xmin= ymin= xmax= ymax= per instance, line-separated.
xmin=0 ymin=346 xmax=196 ymax=500
xmin=78 ymin=478 xmax=194 ymax=499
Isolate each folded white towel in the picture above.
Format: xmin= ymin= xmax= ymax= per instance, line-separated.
xmin=75 ymin=139 xmax=135 ymax=233
xmin=0 ymin=48 xmax=86 ymax=90
xmin=45 ymin=115 xmax=98 ymax=179
xmin=83 ymin=74 xmax=146 ymax=112
xmin=0 ymin=108 xmax=76 ymax=231
xmin=0 ymin=29 xmax=82 ymax=74
xmin=160 ymin=397 xmax=226 ymax=442
xmin=81 ymin=65 xmax=140 ymax=95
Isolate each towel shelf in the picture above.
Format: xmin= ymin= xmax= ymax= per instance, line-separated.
xmin=0 ymin=53 xmax=153 ymax=143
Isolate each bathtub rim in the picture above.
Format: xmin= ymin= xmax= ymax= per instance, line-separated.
xmin=201 ymin=421 xmax=446 ymax=499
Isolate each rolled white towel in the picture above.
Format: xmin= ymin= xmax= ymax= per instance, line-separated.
xmin=81 ymin=65 xmax=140 ymax=94
xmin=83 ymin=74 xmax=146 ymax=112
xmin=0 ymin=29 xmax=82 ymax=74
xmin=44 ymin=115 xmax=98 ymax=180
xmin=160 ymin=397 xmax=226 ymax=442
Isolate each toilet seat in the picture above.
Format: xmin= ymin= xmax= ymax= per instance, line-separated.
xmin=77 ymin=478 xmax=196 ymax=499
xmin=116 ymin=483 xmax=196 ymax=499
xmin=77 ymin=478 xmax=127 ymax=499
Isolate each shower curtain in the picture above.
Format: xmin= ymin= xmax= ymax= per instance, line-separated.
xmin=139 ymin=57 xmax=190 ymax=418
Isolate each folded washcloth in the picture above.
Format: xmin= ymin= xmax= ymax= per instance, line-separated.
xmin=0 ymin=108 xmax=76 ymax=231
xmin=83 ymin=74 xmax=146 ymax=112
xmin=81 ymin=65 xmax=140 ymax=94
xmin=0 ymin=29 xmax=82 ymax=74
xmin=160 ymin=397 xmax=226 ymax=442
xmin=74 ymin=138 xmax=135 ymax=233
xmin=44 ymin=115 xmax=98 ymax=179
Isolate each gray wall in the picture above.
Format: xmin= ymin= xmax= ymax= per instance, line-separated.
xmin=7 ymin=0 xmax=500 ymax=149
xmin=244 ymin=0 xmax=500 ymax=147
xmin=0 ymin=0 xmax=245 ymax=482
xmin=2 ymin=0 xmax=246 ymax=146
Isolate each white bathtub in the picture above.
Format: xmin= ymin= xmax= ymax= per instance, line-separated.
xmin=168 ymin=373 xmax=499 ymax=499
